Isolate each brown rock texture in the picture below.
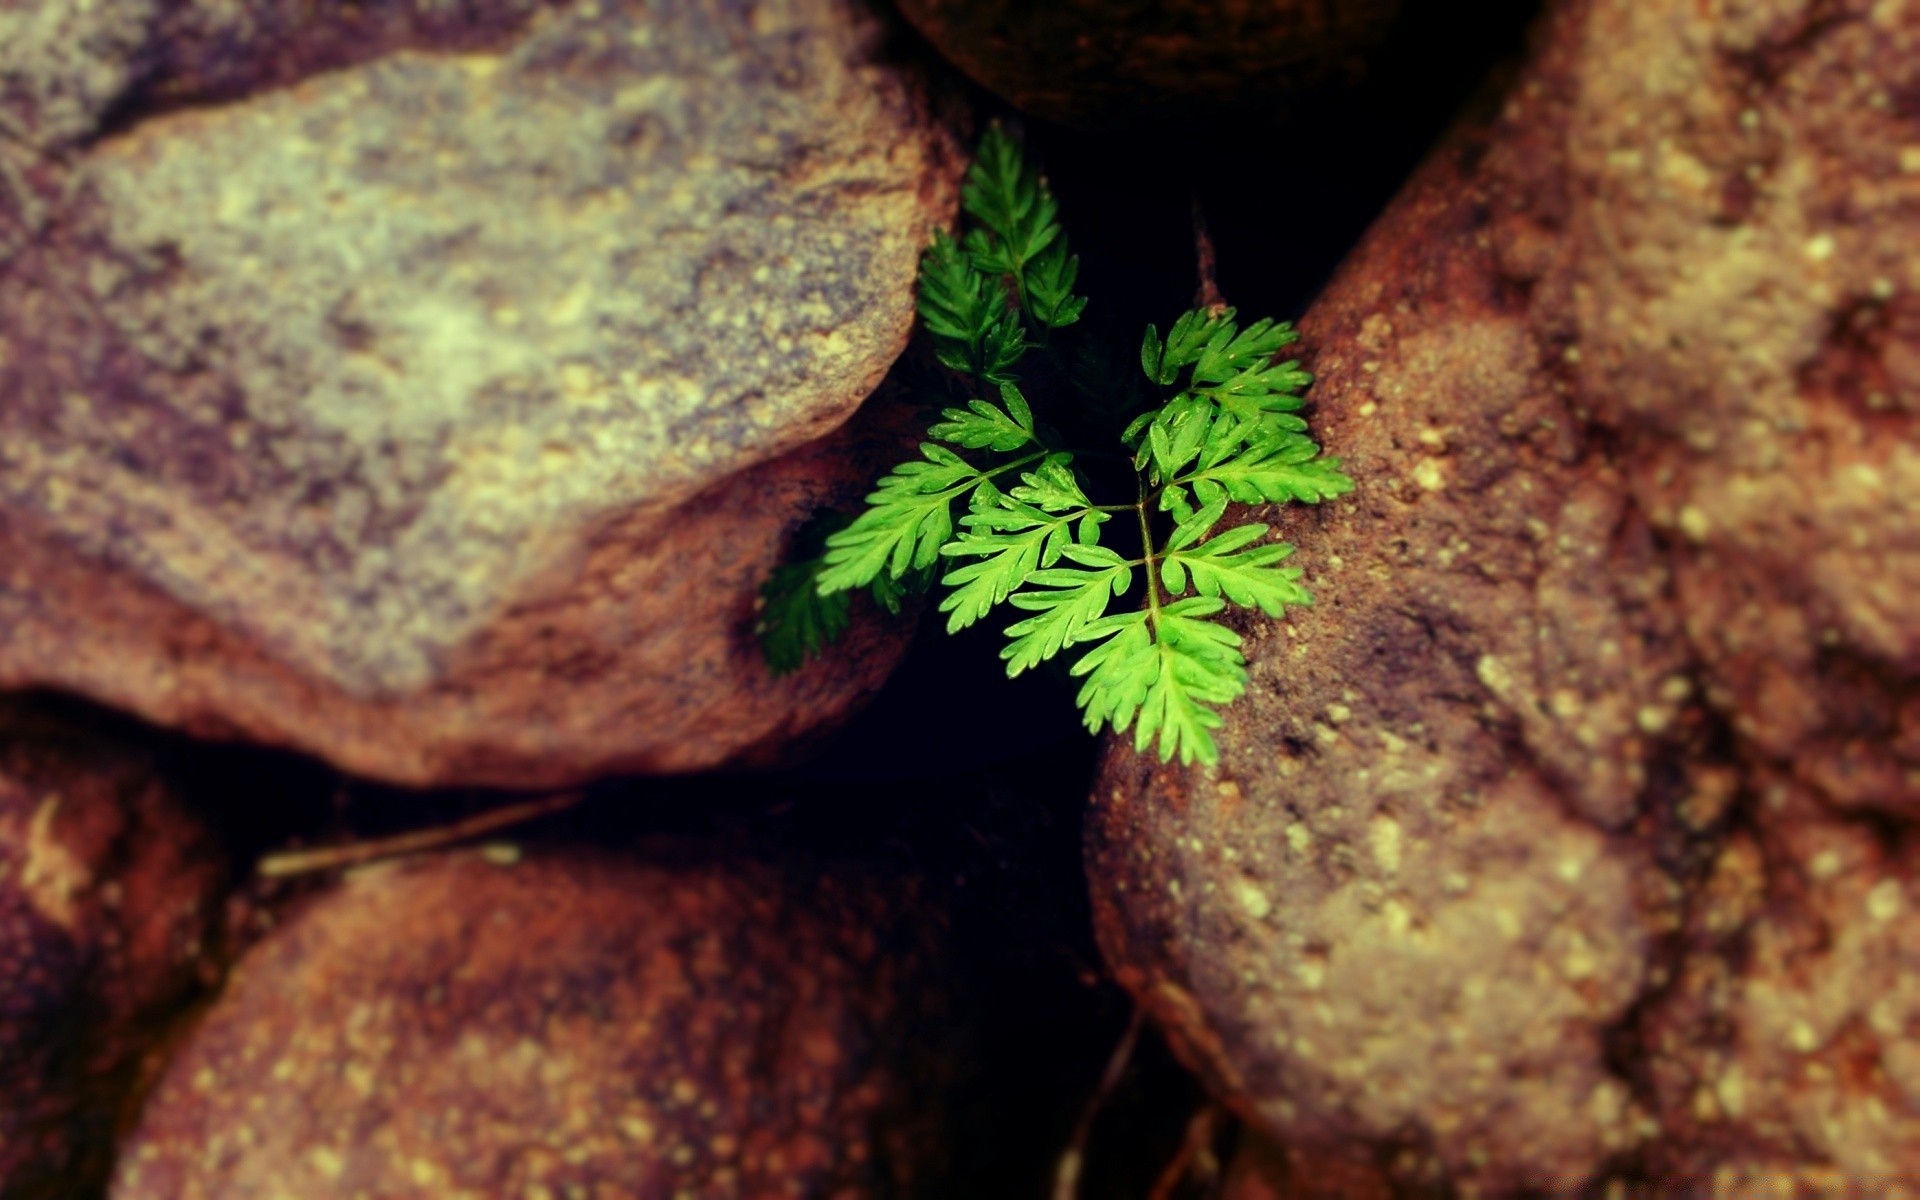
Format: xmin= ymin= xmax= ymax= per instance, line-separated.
xmin=1085 ymin=0 xmax=1920 ymax=1192
xmin=893 ymin=0 xmax=1399 ymax=129
xmin=0 ymin=702 xmax=226 ymax=1199
xmin=111 ymin=845 xmax=951 ymax=1199
xmin=0 ymin=0 xmax=959 ymax=788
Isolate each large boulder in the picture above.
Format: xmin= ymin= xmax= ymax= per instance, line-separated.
xmin=0 ymin=702 xmax=226 ymax=1199
xmin=1085 ymin=0 xmax=1919 ymax=1192
xmin=111 ymin=844 xmax=951 ymax=1198
xmin=0 ymin=0 xmax=959 ymax=788
xmin=893 ymin=0 xmax=1400 ymax=129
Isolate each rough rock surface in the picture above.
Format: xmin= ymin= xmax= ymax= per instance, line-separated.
xmin=0 ymin=702 xmax=226 ymax=1200
xmin=111 ymin=844 xmax=951 ymax=1199
xmin=0 ymin=0 xmax=959 ymax=787
xmin=1086 ymin=0 xmax=1920 ymax=1192
xmin=893 ymin=0 xmax=1399 ymax=128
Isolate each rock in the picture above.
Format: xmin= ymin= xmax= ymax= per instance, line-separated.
xmin=1085 ymin=0 xmax=1920 ymax=1192
xmin=111 ymin=844 xmax=952 ymax=1198
xmin=0 ymin=0 xmax=960 ymax=788
xmin=893 ymin=0 xmax=1399 ymax=129
xmin=1220 ymin=1130 xmax=1395 ymax=1200
xmin=0 ymin=702 xmax=226 ymax=1199
xmin=1637 ymin=776 xmax=1920 ymax=1188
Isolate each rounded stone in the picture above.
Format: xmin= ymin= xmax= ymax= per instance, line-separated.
xmin=893 ymin=0 xmax=1400 ymax=128
xmin=111 ymin=845 xmax=951 ymax=1198
xmin=0 ymin=0 xmax=962 ymax=787
xmin=1084 ymin=0 xmax=1920 ymax=1191
xmin=0 ymin=702 xmax=226 ymax=1199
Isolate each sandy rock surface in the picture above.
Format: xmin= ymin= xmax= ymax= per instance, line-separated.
xmin=0 ymin=0 xmax=958 ymax=787
xmin=0 ymin=703 xmax=225 ymax=1200
xmin=1086 ymin=0 xmax=1920 ymax=1192
xmin=111 ymin=844 xmax=951 ymax=1199
xmin=893 ymin=0 xmax=1399 ymax=128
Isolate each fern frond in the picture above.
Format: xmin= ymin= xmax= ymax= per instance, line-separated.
xmin=817 ymin=443 xmax=1000 ymax=593
xmin=1162 ymin=524 xmax=1311 ymax=617
xmin=1133 ymin=598 xmax=1245 ymax=764
xmin=1140 ymin=309 xmax=1236 ymax=386
xmin=1024 ymin=238 xmax=1088 ymax=328
xmin=918 ymin=230 xmax=1027 ymax=384
xmin=938 ymin=454 xmax=1104 ymax=633
xmin=962 ymin=124 xmax=1086 ymax=329
xmin=763 ymin=131 xmax=1355 ymax=769
xmin=1191 ymin=317 xmax=1300 ymax=384
xmin=1069 ymin=597 xmax=1248 ymax=766
xmin=1177 ymin=413 xmax=1355 ymax=505
xmin=1000 ymin=544 xmax=1133 ymax=675
xmin=756 ymin=557 xmax=853 ymax=675
xmin=928 ymin=382 xmax=1038 ymax=451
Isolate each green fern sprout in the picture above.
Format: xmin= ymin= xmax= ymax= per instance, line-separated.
xmin=755 ymin=124 xmax=1353 ymax=766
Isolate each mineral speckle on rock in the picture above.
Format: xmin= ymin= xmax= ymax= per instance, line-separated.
xmin=110 ymin=844 xmax=951 ymax=1199
xmin=0 ymin=0 xmax=961 ymax=786
xmin=1085 ymin=0 xmax=1920 ymax=1191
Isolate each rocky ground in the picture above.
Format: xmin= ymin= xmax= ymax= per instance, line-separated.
xmin=1 ymin=0 xmax=1913 ymax=1196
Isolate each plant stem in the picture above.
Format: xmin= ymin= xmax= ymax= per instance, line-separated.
xmin=981 ymin=450 xmax=1049 ymax=481
xmin=1134 ymin=479 xmax=1163 ymax=631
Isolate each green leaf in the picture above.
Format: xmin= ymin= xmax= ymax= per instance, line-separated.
xmin=1067 ymin=596 xmax=1249 ymax=766
xmin=1025 ymin=238 xmax=1087 ymax=328
xmin=870 ymin=562 xmax=934 ymax=614
xmin=1163 ymin=525 xmax=1312 ymax=617
xmin=1143 ymin=393 xmax=1214 ymax=482
xmin=818 ymin=443 xmax=990 ymax=593
xmin=960 ymin=123 xmax=1087 ymax=328
xmin=1191 ymin=358 xmax=1314 ymax=425
xmin=1144 ymin=309 xmax=1237 ymax=386
xmin=940 ymin=508 xmax=1076 ymax=634
xmin=1000 ymin=544 xmax=1133 ymax=675
xmin=1135 ymin=598 xmax=1246 ymax=765
xmin=1191 ymin=318 xmax=1300 ymax=384
xmin=963 ymin=126 xmax=1058 ymax=263
xmin=1180 ymin=418 xmax=1356 ymax=505
xmin=918 ymin=230 xmax=1027 ymax=384
xmin=1069 ymin=611 xmax=1154 ymax=735
xmin=1008 ymin=453 xmax=1092 ymax=512
xmin=1167 ymin=493 xmax=1229 ymax=552
xmin=938 ymin=452 xmax=1104 ymax=633
xmin=756 ymin=556 xmax=854 ymax=674
xmin=928 ymin=383 xmax=1037 ymax=451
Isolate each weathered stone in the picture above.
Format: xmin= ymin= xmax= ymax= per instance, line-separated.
xmin=0 ymin=702 xmax=226 ymax=1199
xmin=111 ymin=845 xmax=950 ymax=1198
xmin=893 ymin=0 xmax=1399 ymax=128
xmin=1085 ymin=0 xmax=1920 ymax=1192
xmin=0 ymin=0 xmax=959 ymax=787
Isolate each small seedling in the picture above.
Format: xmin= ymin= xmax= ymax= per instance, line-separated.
xmin=756 ymin=125 xmax=1352 ymax=767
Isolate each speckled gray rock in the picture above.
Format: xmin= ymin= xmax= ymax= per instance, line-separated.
xmin=0 ymin=0 xmax=959 ymax=787
xmin=0 ymin=702 xmax=226 ymax=1200
xmin=111 ymin=845 xmax=951 ymax=1199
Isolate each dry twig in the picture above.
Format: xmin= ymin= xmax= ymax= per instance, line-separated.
xmin=1053 ymin=1003 xmax=1147 ymax=1200
xmin=257 ymin=790 xmax=585 ymax=878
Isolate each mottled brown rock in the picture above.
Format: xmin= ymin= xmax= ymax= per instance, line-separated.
xmin=893 ymin=0 xmax=1398 ymax=128
xmin=0 ymin=703 xmax=226 ymax=1199
xmin=1086 ymin=0 xmax=1920 ymax=1193
xmin=1633 ymin=771 xmax=1920 ymax=1191
xmin=0 ymin=0 xmax=959 ymax=788
xmin=1220 ymin=1130 xmax=1395 ymax=1200
xmin=111 ymin=845 xmax=950 ymax=1199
